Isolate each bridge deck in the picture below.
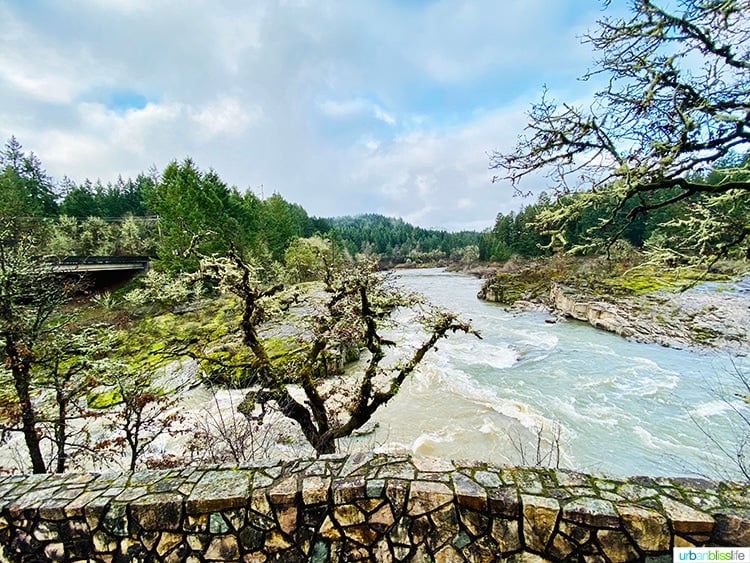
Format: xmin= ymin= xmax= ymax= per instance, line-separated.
xmin=47 ymin=256 xmax=151 ymax=273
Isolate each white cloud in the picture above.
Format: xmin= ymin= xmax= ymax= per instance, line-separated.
xmin=340 ymin=100 xmax=537 ymax=230
xmin=190 ymin=97 xmax=263 ymax=139
xmin=319 ymin=98 xmax=396 ymax=126
xmin=0 ymin=0 xmax=606 ymax=230
xmin=69 ymin=0 xmax=155 ymax=14
xmin=0 ymin=7 xmax=91 ymax=104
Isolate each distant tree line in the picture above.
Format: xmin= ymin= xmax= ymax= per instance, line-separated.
xmin=327 ymin=215 xmax=480 ymax=266
xmin=1 ymin=136 xmax=480 ymax=270
xmin=479 ymin=152 xmax=750 ymax=262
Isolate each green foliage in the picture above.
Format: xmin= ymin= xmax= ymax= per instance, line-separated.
xmin=44 ymin=215 xmax=159 ymax=257
xmin=122 ymin=269 xmax=204 ymax=310
xmin=326 ymin=214 xmax=480 ymax=266
xmin=145 ymin=159 xmax=230 ymax=271
xmin=480 ymin=154 xmax=750 ymax=264
xmin=262 ymin=193 xmax=314 ymax=261
xmin=480 ymin=200 xmax=553 ymax=261
xmin=0 ymin=136 xmax=58 ymax=218
xmin=59 ymin=174 xmax=155 ymax=218
xmin=284 ymin=235 xmax=337 ymax=283
xmin=2 ymin=136 xmax=484 ymax=272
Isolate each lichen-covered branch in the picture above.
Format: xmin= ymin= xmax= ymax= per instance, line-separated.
xmin=490 ymin=0 xmax=750 ymax=260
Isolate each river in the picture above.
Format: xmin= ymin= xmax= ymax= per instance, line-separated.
xmin=342 ymin=268 xmax=748 ymax=480
xmin=0 ymin=268 xmax=744 ymax=478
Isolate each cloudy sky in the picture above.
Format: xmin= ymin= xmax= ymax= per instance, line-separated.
xmin=0 ymin=0 xmax=627 ymax=231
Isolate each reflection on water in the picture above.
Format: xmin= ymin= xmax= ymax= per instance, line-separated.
xmin=342 ymin=268 xmax=748 ymax=480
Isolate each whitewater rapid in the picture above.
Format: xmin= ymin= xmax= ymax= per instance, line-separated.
xmin=343 ymin=268 xmax=748 ymax=480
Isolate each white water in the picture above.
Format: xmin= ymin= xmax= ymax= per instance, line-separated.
xmin=1 ymin=268 xmax=745 ymax=479
xmin=346 ymin=268 xmax=749 ymax=480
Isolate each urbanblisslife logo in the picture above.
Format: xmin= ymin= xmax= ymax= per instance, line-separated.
xmin=674 ymin=548 xmax=750 ymax=562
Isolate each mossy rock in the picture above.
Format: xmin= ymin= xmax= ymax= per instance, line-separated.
xmin=480 ymin=264 xmax=561 ymax=304
xmin=199 ymin=335 xmax=304 ymax=387
xmin=106 ymin=284 xmax=364 ymax=390
xmin=87 ymin=387 xmax=122 ymax=409
xmin=480 ymin=256 xmax=735 ymax=306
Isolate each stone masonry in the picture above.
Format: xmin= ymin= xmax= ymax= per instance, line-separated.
xmin=0 ymin=453 xmax=748 ymax=562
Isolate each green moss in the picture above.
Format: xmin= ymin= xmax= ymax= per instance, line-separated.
xmin=602 ymin=263 xmax=732 ymax=296
xmin=264 ymin=336 xmax=302 ymax=360
xmin=109 ymin=294 xmax=245 ymax=371
xmin=604 ymin=273 xmax=673 ymax=294
xmin=87 ymin=387 xmax=122 ymax=409
xmin=199 ymin=334 xmax=304 ymax=387
xmin=483 ymin=268 xmax=555 ymax=304
xmin=690 ymin=325 xmax=720 ymax=343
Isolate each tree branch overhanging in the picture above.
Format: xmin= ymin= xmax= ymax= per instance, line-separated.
xmin=490 ymin=0 xmax=750 ymax=260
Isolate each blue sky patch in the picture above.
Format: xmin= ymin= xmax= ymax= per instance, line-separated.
xmin=102 ymin=90 xmax=150 ymax=112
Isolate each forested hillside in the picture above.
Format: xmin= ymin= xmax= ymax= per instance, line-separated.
xmin=1 ymin=137 xmax=480 ymax=269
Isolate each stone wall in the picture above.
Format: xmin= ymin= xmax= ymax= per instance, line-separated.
xmin=1 ymin=453 xmax=748 ymax=562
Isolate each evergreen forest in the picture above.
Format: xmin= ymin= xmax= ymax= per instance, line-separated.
xmin=4 ymin=135 xmax=747 ymax=272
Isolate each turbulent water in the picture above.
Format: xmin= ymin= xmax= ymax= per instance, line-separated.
xmin=1 ymin=268 xmax=745 ymax=478
xmin=344 ymin=268 xmax=749 ymax=480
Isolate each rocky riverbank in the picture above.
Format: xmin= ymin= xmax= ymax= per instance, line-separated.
xmin=546 ymin=280 xmax=750 ymax=353
xmin=478 ymin=259 xmax=750 ymax=354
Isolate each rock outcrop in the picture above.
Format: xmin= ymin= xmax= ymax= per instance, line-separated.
xmin=480 ymin=268 xmax=750 ymax=353
xmin=548 ymin=282 xmax=750 ymax=353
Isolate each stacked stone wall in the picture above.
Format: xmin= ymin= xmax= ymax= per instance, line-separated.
xmin=0 ymin=453 xmax=748 ymax=562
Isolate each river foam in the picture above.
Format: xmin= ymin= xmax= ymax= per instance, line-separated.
xmin=379 ymin=269 xmax=749 ymax=479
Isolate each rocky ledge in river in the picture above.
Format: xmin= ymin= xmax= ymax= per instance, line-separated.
xmin=546 ymin=280 xmax=750 ymax=354
xmin=478 ymin=265 xmax=750 ymax=354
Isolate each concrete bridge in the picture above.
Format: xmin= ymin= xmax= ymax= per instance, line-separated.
xmin=48 ymin=255 xmax=151 ymax=273
xmin=47 ymin=255 xmax=152 ymax=289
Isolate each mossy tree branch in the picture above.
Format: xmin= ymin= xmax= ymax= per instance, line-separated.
xmin=490 ymin=0 xmax=750 ymax=261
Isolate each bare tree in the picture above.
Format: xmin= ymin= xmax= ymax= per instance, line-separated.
xmin=491 ymin=0 xmax=750 ymax=259
xmin=193 ymin=248 xmax=479 ymax=456
xmin=35 ymin=328 xmax=109 ymax=473
xmin=186 ymin=382 xmax=278 ymax=465
xmin=94 ymin=369 xmax=184 ymax=472
xmin=690 ymin=359 xmax=750 ymax=482
xmin=0 ymin=221 xmax=80 ymax=473
xmin=507 ymin=421 xmax=562 ymax=469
